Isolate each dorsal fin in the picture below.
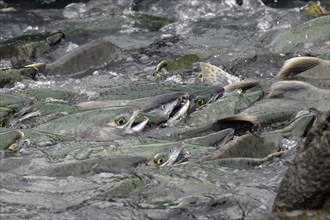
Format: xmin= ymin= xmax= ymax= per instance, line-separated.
xmin=268 ymin=80 xmax=317 ymax=98
xmin=217 ymin=114 xmax=259 ymax=126
xmin=24 ymin=63 xmax=46 ymax=72
xmin=259 ymin=28 xmax=281 ymax=43
xmin=224 ymin=80 xmax=259 ymax=92
xmin=276 ymin=57 xmax=320 ymax=79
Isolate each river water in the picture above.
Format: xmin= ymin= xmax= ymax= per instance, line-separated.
xmin=0 ymin=0 xmax=328 ymax=219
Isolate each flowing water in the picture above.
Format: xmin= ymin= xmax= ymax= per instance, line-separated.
xmin=0 ymin=0 xmax=329 ymax=219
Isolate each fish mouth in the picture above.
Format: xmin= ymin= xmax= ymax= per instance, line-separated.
xmin=160 ymin=142 xmax=190 ymax=167
xmin=289 ymin=110 xmax=316 ymax=137
xmin=142 ymin=93 xmax=190 ymax=128
xmin=9 ymin=102 xmax=39 ymax=128
xmin=142 ymin=92 xmax=189 ymax=112
xmin=149 ymin=96 xmax=183 ymax=119
xmin=208 ymin=86 xmax=225 ymax=103
xmin=160 ymin=95 xmax=190 ymax=127
xmin=121 ymin=109 xmax=149 ymax=134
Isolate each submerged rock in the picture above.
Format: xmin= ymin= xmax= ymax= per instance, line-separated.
xmin=247 ymin=209 xmax=330 ymax=220
xmin=272 ymin=110 xmax=330 ymax=211
xmin=131 ymin=13 xmax=175 ymax=31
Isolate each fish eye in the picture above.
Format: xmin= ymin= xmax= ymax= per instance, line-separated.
xmin=154 ymin=156 xmax=165 ymax=165
xmin=194 ymin=97 xmax=206 ymax=106
xmin=115 ymin=117 xmax=127 ymax=126
xmin=0 ymin=121 xmax=7 ymax=127
xmin=46 ymin=32 xmax=65 ymax=45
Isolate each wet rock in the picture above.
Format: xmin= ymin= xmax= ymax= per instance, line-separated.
xmin=130 ymin=13 xmax=175 ymax=31
xmin=272 ymin=110 xmax=330 ymax=211
xmin=62 ymin=3 xmax=87 ymax=18
xmin=247 ymin=209 xmax=330 ymax=220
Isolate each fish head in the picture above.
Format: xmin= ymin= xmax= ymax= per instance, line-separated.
xmin=0 ymin=107 xmax=15 ymax=127
xmin=151 ymin=142 xmax=190 ymax=167
xmin=160 ymin=95 xmax=190 ymax=127
xmin=46 ymin=31 xmax=66 ymax=46
xmin=0 ymin=129 xmax=25 ymax=154
xmin=138 ymin=92 xmax=191 ymax=128
xmin=0 ymin=99 xmax=35 ymax=128
xmin=188 ymin=86 xmax=224 ymax=114
xmin=285 ymin=110 xmax=316 ymax=138
xmin=106 ymin=107 xmax=148 ymax=134
xmin=145 ymin=92 xmax=189 ymax=117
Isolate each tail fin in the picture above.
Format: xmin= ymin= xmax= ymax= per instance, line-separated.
xmin=198 ymin=62 xmax=240 ymax=86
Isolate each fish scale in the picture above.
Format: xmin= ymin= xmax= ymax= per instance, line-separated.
xmin=99 ymin=83 xmax=219 ymax=100
xmin=239 ymin=100 xmax=315 ymax=128
xmin=34 ymin=106 xmax=138 ymax=139
xmin=184 ymin=90 xmax=263 ymax=126
xmin=216 ymin=80 xmax=330 ymax=130
xmin=201 ymin=111 xmax=316 ymax=167
xmin=0 ymin=31 xmax=65 ymax=67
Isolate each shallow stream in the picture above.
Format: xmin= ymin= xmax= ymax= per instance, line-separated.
xmin=0 ymin=0 xmax=329 ymax=219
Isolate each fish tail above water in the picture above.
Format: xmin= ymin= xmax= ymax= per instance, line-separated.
xmin=197 ymin=62 xmax=240 ymax=87
xmin=276 ymin=57 xmax=329 ymax=80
